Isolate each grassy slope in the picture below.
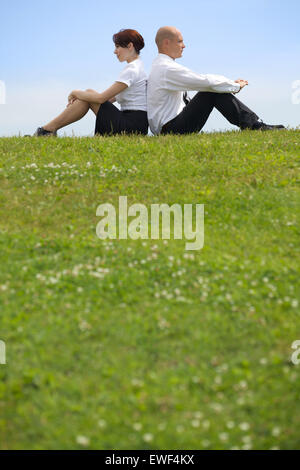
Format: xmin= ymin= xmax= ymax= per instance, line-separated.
xmin=0 ymin=130 xmax=299 ymax=450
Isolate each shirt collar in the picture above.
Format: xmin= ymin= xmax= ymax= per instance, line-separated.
xmin=157 ymin=53 xmax=175 ymax=62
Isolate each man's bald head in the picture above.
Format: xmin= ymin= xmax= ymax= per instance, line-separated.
xmin=155 ymin=26 xmax=185 ymax=60
xmin=155 ymin=26 xmax=179 ymax=49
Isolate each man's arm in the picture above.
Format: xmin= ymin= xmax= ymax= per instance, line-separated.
xmin=233 ymin=79 xmax=248 ymax=93
xmin=164 ymin=63 xmax=242 ymax=94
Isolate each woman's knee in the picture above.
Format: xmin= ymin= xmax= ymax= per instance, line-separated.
xmin=76 ymin=99 xmax=89 ymax=107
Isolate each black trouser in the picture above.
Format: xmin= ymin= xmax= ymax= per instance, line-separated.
xmin=161 ymin=92 xmax=260 ymax=134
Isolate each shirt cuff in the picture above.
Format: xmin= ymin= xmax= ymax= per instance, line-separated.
xmin=116 ymin=80 xmax=131 ymax=87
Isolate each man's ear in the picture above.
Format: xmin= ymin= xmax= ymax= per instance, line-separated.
xmin=127 ymin=42 xmax=134 ymax=50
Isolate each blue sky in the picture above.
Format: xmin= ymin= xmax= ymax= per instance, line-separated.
xmin=0 ymin=0 xmax=299 ymax=136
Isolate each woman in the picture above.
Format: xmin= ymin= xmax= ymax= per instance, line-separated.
xmin=34 ymin=29 xmax=148 ymax=136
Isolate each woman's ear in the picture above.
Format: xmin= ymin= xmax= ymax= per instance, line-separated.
xmin=127 ymin=42 xmax=134 ymax=50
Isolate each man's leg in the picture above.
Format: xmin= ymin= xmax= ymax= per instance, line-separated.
xmin=162 ymin=92 xmax=215 ymax=134
xmin=162 ymin=91 xmax=260 ymax=134
xmin=212 ymin=93 xmax=259 ymax=130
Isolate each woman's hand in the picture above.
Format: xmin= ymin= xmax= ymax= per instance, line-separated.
xmin=67 ymin=90 xmax=79 ymax=107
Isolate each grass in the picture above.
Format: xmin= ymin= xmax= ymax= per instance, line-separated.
xmin=0 ymin=129 xmax=299 ymax=450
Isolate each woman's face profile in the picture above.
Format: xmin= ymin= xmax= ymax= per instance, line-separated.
xmin=114 ymin=43 xmax=135 ymax=62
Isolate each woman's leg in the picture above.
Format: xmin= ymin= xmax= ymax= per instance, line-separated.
xmin=43 ymin=99 xmax=90 ymax=132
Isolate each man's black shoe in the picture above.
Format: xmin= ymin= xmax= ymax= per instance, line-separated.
xmin=251 ymin=122 xmax=286 ymax=131
xmin=34 ymin=127 xmax=57 ymax=136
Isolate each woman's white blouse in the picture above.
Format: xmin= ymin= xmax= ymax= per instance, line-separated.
xmin=115 ymin=57 xmax=147 ymax=111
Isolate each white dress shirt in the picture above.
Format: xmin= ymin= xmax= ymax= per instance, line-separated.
xmin=147 ymin=53 xmax=241 ymax=135
xmin=115 ymin=57 xmax=147 ymax=111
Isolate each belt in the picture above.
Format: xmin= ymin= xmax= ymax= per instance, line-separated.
xmin=123 ymin=109 xmax=147 ymax=113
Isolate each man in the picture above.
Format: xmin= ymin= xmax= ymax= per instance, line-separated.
xmin=147 ymin=26 xmax=285 ymax=135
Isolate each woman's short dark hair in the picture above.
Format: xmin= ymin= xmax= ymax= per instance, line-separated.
xmin=113 ymin=29 xmax=145 ymax=55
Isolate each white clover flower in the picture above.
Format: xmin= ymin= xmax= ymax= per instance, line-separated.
xmin=201 ymin=440 xmax=210 ymax=448
xmin=191 ymin=419 xmax=200 ymax=428
xmin=237 ymin=397 xmax=246 ymax=405
xmin=157 ymin=423 xmax=166 ymax=431
xmin=260 ymin=358 xmax=268 ymax=365
xmin=133 ymin=423 xmax=143 ymax=431
xmin=219 ymin=432 xmax=229 ymax=441
xmin=239 ymin=422 xmax=250 ymax=431
xmin=210 ymin=403 xmax=223 ymax=413
xmin=242 ymin=444 xmax=252 ymax=450
xmin=272 ymin=427 xmax=281 ymax=437
xmin=79 ymin=321 xmax=91 ymax=331
xmin=226 ymin=421 xmax=235 ymax=429
xmin=76 ymin=435 xmax=90 ymax=447
xmin=131 ymin=378 xmax=144 ymax=387
xmin=143 ymin=433 xmax=153 ymax=442
xmin=98 ymin=419 xmax=107 ymax=428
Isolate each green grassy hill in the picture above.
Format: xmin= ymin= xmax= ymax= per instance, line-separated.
xmin=0 ymin=130 xmax=299 ymax=449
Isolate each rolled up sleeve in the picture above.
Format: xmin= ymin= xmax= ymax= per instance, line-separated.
xmin=165 ymin=64 xmax=240 ymax=94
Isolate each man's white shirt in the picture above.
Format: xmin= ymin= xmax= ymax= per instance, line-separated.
xmin=147 ymin=53 xmax=241 ymax=135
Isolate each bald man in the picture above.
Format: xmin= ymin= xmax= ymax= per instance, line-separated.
xmin=147 ymin=26 xmax=285 ymax=135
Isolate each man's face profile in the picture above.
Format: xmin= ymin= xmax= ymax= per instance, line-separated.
xmin=157 ymin=27 xmax=186 ymax=60
xmin=168 ymin=30 xmax=185 ymax=59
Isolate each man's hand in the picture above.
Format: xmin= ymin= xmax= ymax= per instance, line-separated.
xmin=234 ymin=79 xmax=248 ymax=93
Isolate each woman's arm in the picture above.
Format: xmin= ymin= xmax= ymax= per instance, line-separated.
xmin=69 ymin=82 xmax=127 ymax=105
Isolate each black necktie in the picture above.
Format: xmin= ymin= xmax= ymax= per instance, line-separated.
xmin=183 ymin=91 xmax=190 ymax=106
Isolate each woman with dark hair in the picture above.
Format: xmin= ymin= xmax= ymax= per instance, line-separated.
xmin=34 ymin=29 xmax=148 ymax=136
